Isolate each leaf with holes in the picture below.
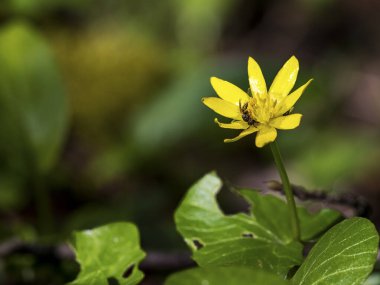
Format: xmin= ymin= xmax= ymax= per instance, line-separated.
xmin=68 ymin=222 xmax=146 ymax=285
xmin=238 ymin=188 xmax=342 ymax=242
xmin=174 ymin=172 xmax=303 ymax=276
xmin=165 ymin=267 xmax=290 ymax=285
xmin=292 ymin=217 xmax=379 ymax=285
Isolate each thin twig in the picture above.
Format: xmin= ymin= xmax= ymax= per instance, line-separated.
xmin=266 ymin=180 xmax=371 ymax=217
xmin=0 ymin=239 xmax=194 ymax=272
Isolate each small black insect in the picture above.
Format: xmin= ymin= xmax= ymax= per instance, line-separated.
xmin=239 ymin=101 xmax=258 ymax=126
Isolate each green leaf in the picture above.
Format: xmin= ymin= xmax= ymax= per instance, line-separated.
xmin=174 ymin=172 xmax=303 ymax=276
xmin=364 ymin=273 xmax=380 ymax=285
xmin=298 ymin=206 xmax=342 ymax=241
xmin=0 ymin=22 xmax=68 ymax=175
xmin=292 ymin=217 xmax=379 ymax=285
xmin=165 ymin=267 xmax=290 ymax=285
xmin=68 ymin=222 xmax=146 ymax=285
xmin=238 ymin=189 xmax=342 ymax=242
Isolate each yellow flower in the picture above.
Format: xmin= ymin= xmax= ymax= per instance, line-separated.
xmin=202 ymin=56 xmax=312 ymax=148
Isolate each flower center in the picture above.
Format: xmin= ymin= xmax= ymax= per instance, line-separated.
xmin=240 ymin=95 xmax=283 ymax=125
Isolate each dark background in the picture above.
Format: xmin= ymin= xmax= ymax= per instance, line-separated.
xmin=0 ymin=0 xmax=380 ymax=284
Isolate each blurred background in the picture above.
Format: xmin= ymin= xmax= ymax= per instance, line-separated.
xmin=0 ymin=0 xmax=380 ymax=284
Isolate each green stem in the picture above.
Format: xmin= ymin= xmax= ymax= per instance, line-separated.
xmin=270 ymin=141 xmax=300 ymax=241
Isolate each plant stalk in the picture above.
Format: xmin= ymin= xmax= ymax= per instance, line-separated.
xmin=270 ymin=141 xmax=300 ymax=241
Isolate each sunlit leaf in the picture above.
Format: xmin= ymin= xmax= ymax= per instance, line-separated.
xmin=68 ymin=222 xmax=146 ymax=285
xmin=292 ymin=217 xmax=379 ymax=285
xmin=174 ymin=172 xmax=303 ymax=276
xmin=165 ymin=267 xmax=290 ymax=285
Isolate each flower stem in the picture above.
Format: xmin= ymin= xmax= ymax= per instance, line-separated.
xmin=270 ymin=141 xmax=300 ymax=241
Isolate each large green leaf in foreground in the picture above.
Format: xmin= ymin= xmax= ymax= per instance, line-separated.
xmin=175 ymin=172 xmax=300 ymax=276
xmin=292 ymin=217 xmax=379 ymax=285
xmin=68 ymin=222 xmax=146 ymax=285
xmin=175 ymin=172 xmax=341 ymax=276
xmin=165 ymin=267 xmax=290 ymax=285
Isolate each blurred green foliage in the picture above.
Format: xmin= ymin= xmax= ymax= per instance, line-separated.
xmin=0 ymin=22 xmax=68 ymax=176
xmin=291 ymin=130 xmax=379 ymax=190
xmin=0 ymin=0 xmax=379 ymax=283
xmin=52 ymin=24 xmax=170 ymax=143
xmin=0 ymin=21 xmax=68 ymax=233
xmin=1 ymin=0 xmax=91 ymax=16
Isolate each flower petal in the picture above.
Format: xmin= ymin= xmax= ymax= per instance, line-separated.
xmin=278 ymin=79 xmax=313 ymax=115
xmin=224 ymin=127 xmax=258 ymax=143
xmin=269 ymin=114 xmax=302 ymax=130
xmin=202 ymin=97 xmax=241 ymax=120
xmin=214 ymin=118 xmax=249 ymax=129
xmin=255 ymin=126 xmax=277 ymax=148
xmin=210 ymin=77 xmax=250 ymax=105
xmin=248 ymin=57 xmax=267 ymax=98
xmin=269 ymin=56 xmax=299 ymax=99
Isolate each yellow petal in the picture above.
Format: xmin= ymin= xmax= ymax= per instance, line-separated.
xmin=214 ymin=118 xmax=249 ymax=129
xmin=269 ymin=114 xmax=302 ymax=130
xmin=255 ymin=126 xmax=277 ymax=148
xmin=248 ymin=57 xmax=267 ymax=97
xmin=278 ymin=79 xmax=313 ymax=115
xmin=202 ymin=97 xmax=241 ymax=120
xmin=269 ymin=56 xmax=299 ymax=99
xmin=224 ymin=127 xmax=258 ymax=143
xmin=210 ymin=77 xmax=250 ymax=105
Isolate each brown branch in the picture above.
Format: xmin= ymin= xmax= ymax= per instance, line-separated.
xmin=266 ymin=180 xmax=371 ymax=218
xmin=0 ymin=239 xmax=194 ymax=272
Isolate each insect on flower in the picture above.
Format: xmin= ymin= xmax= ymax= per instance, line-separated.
xmin=239 ymin=100 xmax=258 ymax=126
xmin=202 ymin=56 xmax=313 ymax=148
